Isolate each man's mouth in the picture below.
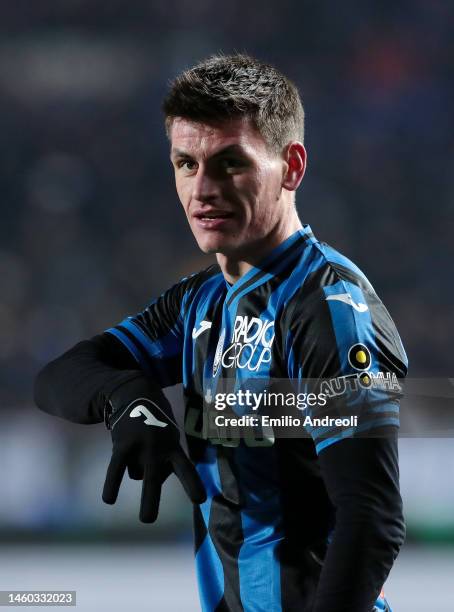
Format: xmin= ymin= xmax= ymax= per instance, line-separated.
xmin=193 ymin=210 xmax=235 ymax=230
xmin=193 ymin=210 xmax=234 ymax=220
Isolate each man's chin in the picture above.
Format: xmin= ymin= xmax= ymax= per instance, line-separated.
xmin=195 ymin=236 xmax=235 ymax=255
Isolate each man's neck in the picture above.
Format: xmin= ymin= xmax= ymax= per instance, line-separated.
xmin=216 ymin=214 xmax=303 ymax=285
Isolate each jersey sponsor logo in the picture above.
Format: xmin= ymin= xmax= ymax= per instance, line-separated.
xmin=320 ymin=370 xmax=401 ymax=397
xmin=216 ymin=316 xmax=275 ymax=373
xmin=192 ymin=320 xmax=212 ymax=339
xmin=321 ymin=343 xmax=401 ymax=397
xmin=325 ymin=292 xmax=368 ymax=312
xmin=348 ymin=343 xmax=371 ymax=370
xmin=129 ymin=404 xmax=168 ymax=427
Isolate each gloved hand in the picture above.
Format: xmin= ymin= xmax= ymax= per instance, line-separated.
xmin=101 ymin=375 xmax=206 ymax=522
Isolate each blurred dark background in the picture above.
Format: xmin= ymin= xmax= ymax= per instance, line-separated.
xmin=1 ymin=0 xmax=453 ymax=409
xmin=0 ymin=1 xmax=453 ymax=608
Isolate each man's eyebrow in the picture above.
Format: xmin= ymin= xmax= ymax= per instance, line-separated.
xmin=171 ymin=148 xmax=192 ymax=159
xmin=170 ymin=144 xmax=248 ymax=160
xmin=210 ymin=144 xmax=247 ymax=158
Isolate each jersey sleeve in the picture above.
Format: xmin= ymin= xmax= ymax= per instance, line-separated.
xmin=104 ymin=273 xmax=198 ymax=387
xmin=286 ymin=276 xmax=408 ymax=455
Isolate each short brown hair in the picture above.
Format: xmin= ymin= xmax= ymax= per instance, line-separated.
xmin=163 ymin=53 xmax=305 ymax=153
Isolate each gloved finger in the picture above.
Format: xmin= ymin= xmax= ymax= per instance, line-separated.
xmin=128 ymin=461 xmax=173 ymax=484
xmin=102 ymin=453 xmax=127 ymax=504
xmin=139 ymin=462 xmax=162 ymax=523
xmin=128 ymin=462 xmax=144 ymax=481
xmin=158 ymin=462 xmax=172 ymax=484
xmin=171 ymin=449 xmax=206 ymax=504
xmin=131 ymin=461 xmax=170 ymax=483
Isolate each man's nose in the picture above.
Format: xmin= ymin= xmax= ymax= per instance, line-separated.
xmin=192 ymin=166 xmax=218 ymax=203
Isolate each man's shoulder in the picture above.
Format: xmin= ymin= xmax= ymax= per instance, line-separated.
xmin=280 ymin=239 xmax=386 ymax=332
xmin=285 ymin=240 xmax=407 ymax=372
xmin=288 ymin=239 xmax=375 ymax=306
xmin=315 ymin=241 xmax=374 ymax=289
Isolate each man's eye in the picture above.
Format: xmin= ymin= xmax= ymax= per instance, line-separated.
xmin=220 ymin=158 xmax=245 ymax=172
xmin=178 ymin=160 xmax=197 ymax=171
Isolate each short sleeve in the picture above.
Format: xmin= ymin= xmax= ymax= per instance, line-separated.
xmin=286 ymin=277 xmax=408 ymax=454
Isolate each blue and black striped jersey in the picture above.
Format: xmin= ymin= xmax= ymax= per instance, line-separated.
xmin=105 ymin=225 xmax=407 ymax=612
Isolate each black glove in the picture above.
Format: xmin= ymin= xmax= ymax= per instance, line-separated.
xmin=101 ymin=375 xmax=206 ymax=522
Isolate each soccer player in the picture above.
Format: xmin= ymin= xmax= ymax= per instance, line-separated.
xmin=34 ymin=54 xmax=407 ymax=612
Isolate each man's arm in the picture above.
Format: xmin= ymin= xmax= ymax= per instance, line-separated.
xmin=313 ymin=433 xmax=405 ymax=612
xmin=34 ymin=333 xmax=140 ymax=424
xmin=286 ymin=268 xmax=408 ymax=610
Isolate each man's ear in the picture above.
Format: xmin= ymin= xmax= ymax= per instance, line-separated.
xmin=282 ymin=142 xmax=307 ymax=191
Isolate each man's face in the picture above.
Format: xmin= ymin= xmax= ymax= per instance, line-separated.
xmin=170 ymin=117 xmax=288 ymax=256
